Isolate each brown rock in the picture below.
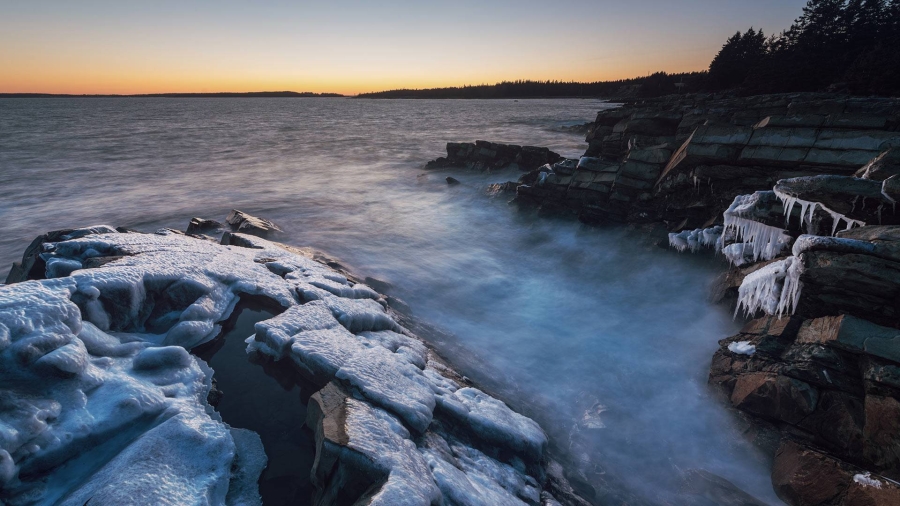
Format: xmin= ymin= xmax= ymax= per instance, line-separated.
xmin=731 ymin=373 xmax=818 ymax=424
xmin=772 ymin=440 xmax=850 ymax=506
xmin=863 ymin=395 xmax=900 ymax=472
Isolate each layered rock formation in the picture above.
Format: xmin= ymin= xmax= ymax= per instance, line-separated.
xmin=425 ymin=92 xmax=900 ymax=505
xmin=0 ymin=220 xmax=587 ymax=505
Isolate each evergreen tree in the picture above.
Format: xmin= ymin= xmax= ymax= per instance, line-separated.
xmin=708 ymin=28 xmax=766 ymax=90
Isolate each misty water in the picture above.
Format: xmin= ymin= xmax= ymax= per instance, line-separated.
xmin=0 ymin=98 xmax=778 ymax=504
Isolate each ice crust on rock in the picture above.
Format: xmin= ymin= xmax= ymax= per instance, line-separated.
xmin=438 ymin=387 xmax=548 ymax=463
xmin=853 ymin=472 xmax=884 ymax=489
xmin=727 ymin=341 xmax=756 ymax=355
xmin=0 ymin=279 xmax=260 ymax=506
xmin=723 ymin=193 xmax=792 ymax=263
xmin=3 ymin=229 xmax=556 ymax=505
xmin=735 ymin=257 xmax=804 ymax=318
xmin=668 ymin=226 xmax=723 ymax=253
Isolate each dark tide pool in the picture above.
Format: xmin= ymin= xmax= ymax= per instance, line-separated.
xmin=194 ymin=303 xmax=316 ymax=506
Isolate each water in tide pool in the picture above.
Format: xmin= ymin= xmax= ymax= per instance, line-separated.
xmin=0 ymin=98 xmax=779 ymax=504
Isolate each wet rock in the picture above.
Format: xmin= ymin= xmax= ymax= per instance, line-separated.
xmin=4 ymin=228 xmax=588 ymax=506
xmin=772 ymin=440 xmax=851 ymax=506
xmin=856 ymin=148 xmax=900 ymax=181
xmin=772 ymin=440 xmax=900 ymax=506
xmin=446 ymin=176 xmax=460 ymax=185
xmin=730 ymin=373 xmax=818 ymax=425
xmin=678 ymin=469 xmax=768 ymax=506
xmin=487 ymin=181 xmax=519 ymax=196
xmin=426 ymin=141 xmax=562 ymax=172
xmin=225 ymin=209 xmax=282 ymax=238
xmin=186 ymin=217 xmax=224 ymax=236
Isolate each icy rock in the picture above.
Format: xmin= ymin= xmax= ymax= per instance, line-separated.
xmin=722 ymin=243 xmax=756 ymax=267
xmin=668 ymin=226 xmax=723 ymax=253
xmin=775 ymin=188 xmax=867 ymax=236
xmin=40 ymin=232 xmax=297 ymax=348
xmin=4 ymin=229 xmax=565 ymax=506
xmin=723 ymin=193 xmax=793 ymax=263
xmin=0 ymin=279 xmax=255 ymax=506
xmin=307 ymin=383 xmax=441 ymax=506
xmin=439 ymin=388 xmax=547 ymax=463
xmin=735 ymin=257 xmax=804 ymax=318
xmin=225 ymin=429 xmax=267 ymax=506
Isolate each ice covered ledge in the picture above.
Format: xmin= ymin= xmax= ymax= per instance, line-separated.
xmin=1 ymin=226 xmax=587 ymax=506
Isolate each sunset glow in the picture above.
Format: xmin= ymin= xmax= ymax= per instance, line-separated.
xmin=1 ymin=0 xmax=808 ymax=95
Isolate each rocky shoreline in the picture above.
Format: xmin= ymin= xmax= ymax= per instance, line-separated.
xmin=0 ymin=214 xmax=589 ymax=506
xmin=425 ymin=92 xmax=900 ymax=505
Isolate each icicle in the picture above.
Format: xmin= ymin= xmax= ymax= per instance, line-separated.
xmin=774 ymin=189 xmax=866 ymax=236
xmin=735 ymin=256 xmax=803 ymax=319
xmin=722 ymin=215 xmax=791 ymax=263
xmin=668 ymin=226 xmax=723 ymax=254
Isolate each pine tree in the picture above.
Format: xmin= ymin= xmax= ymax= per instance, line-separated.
xmin=708 ymin=28 xmax=767 ymax=90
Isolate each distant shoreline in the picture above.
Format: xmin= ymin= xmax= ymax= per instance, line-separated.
xmin=0 ymin=91 xmax=344 ymax=98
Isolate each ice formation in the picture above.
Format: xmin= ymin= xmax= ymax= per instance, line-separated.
xmin=735 ymin=257 xmax=804 ymax=318
xmin=0 ymin=279 xmax=265 ymax=505
xmin=1 ymin=228 xmax=558 ymax=505
xmin=727 ymin=341 xmax=756 ymax=355
xmin=775 ymin=189 xmax=866 ymax=236
xmin=723 ymin=193 xmax=793 ymax=263
xmin=667 ymin=226 xmax=723 ymax=253
xmin=853 ymin=472 xmax=884 ymax=489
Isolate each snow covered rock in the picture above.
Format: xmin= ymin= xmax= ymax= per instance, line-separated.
xmin=2 ymin=228 xmax=575 ymax=506
xmin=0 ymin=279 xmax=264 ymax=505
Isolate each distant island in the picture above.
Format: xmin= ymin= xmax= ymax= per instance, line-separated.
xmin=0 ymin=91 xmax=344 ymax=98
xmin=355 ymin=74 xmax=706 ymax=100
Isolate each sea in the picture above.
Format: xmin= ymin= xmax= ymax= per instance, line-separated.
xmin=0 ymin=97 xmax=779 ymax=504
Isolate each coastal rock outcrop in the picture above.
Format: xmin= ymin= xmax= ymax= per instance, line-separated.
xmin=225 ymin=209 xmax=283 ymax=238
xmin=0 ymin=226 xmax=586 ymax=505
xmin=425 ymin=91 xmax=900 ymax=506
xmin=426 ymin=140 xmax=562 ymax=172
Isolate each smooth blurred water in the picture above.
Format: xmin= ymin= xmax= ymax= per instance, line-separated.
xmin=0 ymin=98 xmax=778 ymax=504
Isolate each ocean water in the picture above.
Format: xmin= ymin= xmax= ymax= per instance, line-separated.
xmin=0 ymin=98 xmax=778 ymax=504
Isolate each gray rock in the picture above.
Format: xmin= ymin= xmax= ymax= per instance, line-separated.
xmin=225 ymin=209 xmax=282 ymax=238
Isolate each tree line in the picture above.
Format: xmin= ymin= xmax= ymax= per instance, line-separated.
xmin=708 ymin=0 xmax=900 ymax=95
xmin=356 ymin=73 xmax=707 ymax=99
xmin=359 ymin=0 xmax=900 ymax=99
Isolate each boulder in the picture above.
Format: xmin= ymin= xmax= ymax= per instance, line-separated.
xmin=185 ymin=217 xmax=223 ymax=236
xmin=225 ymin=209 xmax=282 ymax=238
xmin=856 ymin=148 xmax=900 ymax=181
xmin=772 ymin=440 xmax=900 ymax=506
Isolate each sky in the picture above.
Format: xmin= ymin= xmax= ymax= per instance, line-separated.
xmin=0 ymin=0 xmax=810 ymax=95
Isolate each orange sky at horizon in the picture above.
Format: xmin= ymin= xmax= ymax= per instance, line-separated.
xmin=0 ymin=0 xmax=810 ymax=96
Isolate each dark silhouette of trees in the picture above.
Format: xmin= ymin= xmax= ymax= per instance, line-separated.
xmin=708 ymin=28 xmax=767 ymax=90
xmin=361 ymin=0 xmax=900 ymax=99
xmin=719 ymin=0 xmax=900 ymax=95
xmin=357 ymin=74 xmax=707 ymax=99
